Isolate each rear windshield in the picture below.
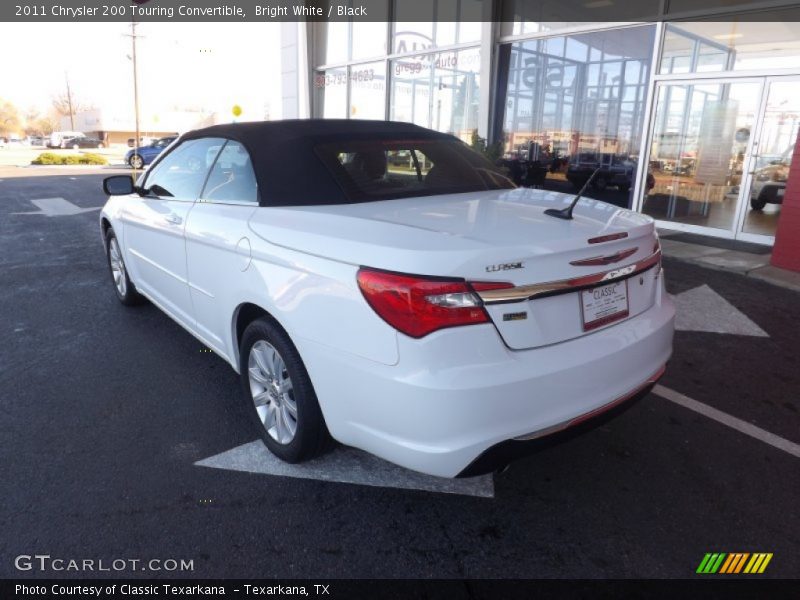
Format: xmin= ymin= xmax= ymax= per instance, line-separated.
xmin=315 ymin=138 xmax=514 ymax=203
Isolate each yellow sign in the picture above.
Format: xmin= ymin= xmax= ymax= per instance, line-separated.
xmin=232 ymin=105 xmax=243 ymax=118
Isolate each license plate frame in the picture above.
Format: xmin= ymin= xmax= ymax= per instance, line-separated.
xmin=580 ymin=280 xmax=630 ymax=331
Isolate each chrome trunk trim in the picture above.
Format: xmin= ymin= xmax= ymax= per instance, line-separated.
xmin=475 ymin=250 xmax=662 ymax=305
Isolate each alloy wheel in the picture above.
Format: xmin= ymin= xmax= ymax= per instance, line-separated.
xmin=248 ymin=340 xmax=298 ymax=444
xmin=108 ymin=237 xmax=127 ymax=297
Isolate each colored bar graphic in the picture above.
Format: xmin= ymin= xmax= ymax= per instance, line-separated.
xmin=697 ymin=553 xmax=727 ymax=573
xmin=758 ymin=554 xmax=773 ymax=573
xmin=710 ymin=553 xmax=726 ymax=573
xmin=719 ymin=554 xmax=736 ymax=574
xmin=719 ymin=553 xmax=745 ymax=574
xmin=733 ymin=553 xmax=750 ymax=573
xmin=700 ymin=552 xmax=772 ymax=574
xmin=697 ymin=553 xmax=713 ymax=574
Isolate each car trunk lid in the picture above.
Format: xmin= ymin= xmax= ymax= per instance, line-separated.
xmin=248 ymin=188 xmax=661 ymax=349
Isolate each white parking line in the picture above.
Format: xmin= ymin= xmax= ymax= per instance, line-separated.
xmin=195 ymin=441 xmax=495 ymax=498
xmin=653 ymin=384 xmax=800 ymax=459
xmin=12 ymin=197 xmax=101 ymax=217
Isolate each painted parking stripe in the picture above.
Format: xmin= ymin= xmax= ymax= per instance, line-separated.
xmin=12 ymin=197 xmax=101 ymax=217
xmin=654 ymin=384 xmax=800 ymax=459
xmin=671 ymin=285 xmax=768 ymax=337
xmin=195 ymin=441 xmax=494 ymax=498
xmin=196 ymin=386 xmax=797 ymax=496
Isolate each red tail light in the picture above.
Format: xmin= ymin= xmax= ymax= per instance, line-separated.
xmin=356 ymin=268 xmax=510 ymax=338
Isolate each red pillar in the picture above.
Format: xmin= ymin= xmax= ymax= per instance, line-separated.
xmin=771 ymin=131 xmax=800 ymax=272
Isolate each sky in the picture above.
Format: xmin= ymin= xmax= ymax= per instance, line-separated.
xmin=0 ymin=22 xmax=283 ymax=123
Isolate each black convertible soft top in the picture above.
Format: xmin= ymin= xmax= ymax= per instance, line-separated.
xmin=180 ymin=119 xmax=457 ymax=207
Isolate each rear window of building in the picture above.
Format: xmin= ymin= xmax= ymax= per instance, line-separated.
xmin=315 ymin=138 xmax=514 ymax=202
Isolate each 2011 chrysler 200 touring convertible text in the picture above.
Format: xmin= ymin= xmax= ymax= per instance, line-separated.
xmin=100 ymin=120 xmax=675 ymax=478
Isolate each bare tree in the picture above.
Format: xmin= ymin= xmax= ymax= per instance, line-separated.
xmin=0 ymin=98 xmax=22 ymax=136
xmin=51 ymin=92 xmax=94 ymax=128
xmin=25 ymin=110 xmax=59 ymax=136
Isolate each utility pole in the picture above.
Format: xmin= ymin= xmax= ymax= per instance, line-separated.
xmin=131 ymin=19 xmax=141 ymax=166
xmin=128 ymin=1 xmax=150 ymax=177
xmin=64 ymin=72 xmax=75 ymax=130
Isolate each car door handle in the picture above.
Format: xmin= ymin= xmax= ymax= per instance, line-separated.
xmin=165 ymin=215 xmax=182 ymax=225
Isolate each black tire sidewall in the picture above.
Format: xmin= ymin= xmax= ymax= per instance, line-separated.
xmin=239 ymin=318 xmax=327 ymax=463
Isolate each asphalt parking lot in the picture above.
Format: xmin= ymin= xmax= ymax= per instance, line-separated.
xmin=0 ymin=167 xmax=798 ymax=580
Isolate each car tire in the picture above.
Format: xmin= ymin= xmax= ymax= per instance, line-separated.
xmin=128 ymin=154 xmax=144 ymax=169
xmin=104 ymin=228 xmax=144 ymax=306
xmin=239 ymin=317 xmax=332 ymax=463
xmin=751 ymin=196 xmax=767 ymax=211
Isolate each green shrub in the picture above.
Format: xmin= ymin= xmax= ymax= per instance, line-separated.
xmin=31 ymin=152 xmax=60 ymax=165
xmin=79 ymin=153 xmax=107 ymax=165
xmin=31 ymin=152 xmax=108 ymax=166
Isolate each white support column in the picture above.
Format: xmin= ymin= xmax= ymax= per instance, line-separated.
xmin=298 ymin=21 xmax=311 ymax=118
xmin=477 ymin=4 xmax=497 ymax=140
xmin=280 ymin=22 xmax=300 ymax=119
xmin=280 ymin=22 xmax=312 ymax=119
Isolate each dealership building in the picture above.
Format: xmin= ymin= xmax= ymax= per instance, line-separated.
xmin=280 ymin=0 xmax=800 ymax=272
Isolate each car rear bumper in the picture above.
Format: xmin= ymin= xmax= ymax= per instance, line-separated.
xmin=299 ymin=278 xmax=675 ymax=478
xmin=456 ymin=365 xmax=663 ymax=477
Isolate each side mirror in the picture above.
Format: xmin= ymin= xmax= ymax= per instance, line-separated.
xmin=103 ymin=175 xmax=135 ymax=196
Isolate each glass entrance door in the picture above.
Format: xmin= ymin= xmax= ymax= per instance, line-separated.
xmin=640 ymin=79 xmax=762 ymax=236
xmin=737 ymin=77 xmax=800 ymax=242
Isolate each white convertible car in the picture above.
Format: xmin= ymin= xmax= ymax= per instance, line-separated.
xmin=100 ymin=120 xmax=674 ymax=478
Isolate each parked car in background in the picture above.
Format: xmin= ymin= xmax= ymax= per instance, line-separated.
xmin=68 ymin=136 xmax=105 ymax=149
xmin=99 ymin=120 xmax=674 ymax=478
xmin=125 ymin=136 xmax=177 ymax=169
xmin=750 ymin=162 xmax=789 ymax=210
xmin=567 ymin=153 xmax=638 ymax=192
xmin=49 ymin=131 xmax=84 ymax=149
xmin=28 ymin=135 xmax=46 ymax=146
xmin=127 ymin=136 xmax=153 ymax=148
xmin=750 ymin=148 xmax=792 ymax=211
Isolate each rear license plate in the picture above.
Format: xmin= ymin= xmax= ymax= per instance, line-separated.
xmin=581 ymin=280 xmax=629 ymax=331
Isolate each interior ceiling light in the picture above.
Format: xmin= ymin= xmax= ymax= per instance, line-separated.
xmin=713 ymin=33 xmax=744 ymax=40
xmin=584 ymin=0 xmax=614 ymax=7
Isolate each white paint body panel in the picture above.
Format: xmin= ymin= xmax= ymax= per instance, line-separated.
xmin=101 ymin=185 xmax=675 ymax=477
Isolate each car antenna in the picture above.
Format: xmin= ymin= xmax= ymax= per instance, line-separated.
xmin=544 ymin=166 xmax=603 ymax=220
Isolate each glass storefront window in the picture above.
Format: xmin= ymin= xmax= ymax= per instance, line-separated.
xmin=659 ymin=20 xmax=800 ymax=75
xmin=313 ymin=2 xmax=389 ymax=64
xmin=316 ymin=21 xmax=349 ymax=66
xmin=352 ymin=22 xmax=389 ymax=61
xmin=667 ymin=0 xmax=793 ymax=14
xmin=495 ymin=26 xmax=655 ymax=207
xmin=742 ymin=79 xmax=800 ymax=237
xmin=390 ymin=47 xmax=481 ymax=139
xmin=642 ymin=81 xmax=761 ymax=232
xmin=314 ymin=67 xmax=348 ymax=118
xmin=393 ymin=0 xmax=482 ymax=53
xmin=349 ymin=62 xmax=387 ymax=120
xmin=499 ymin=0 xmax=660 ymax=37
